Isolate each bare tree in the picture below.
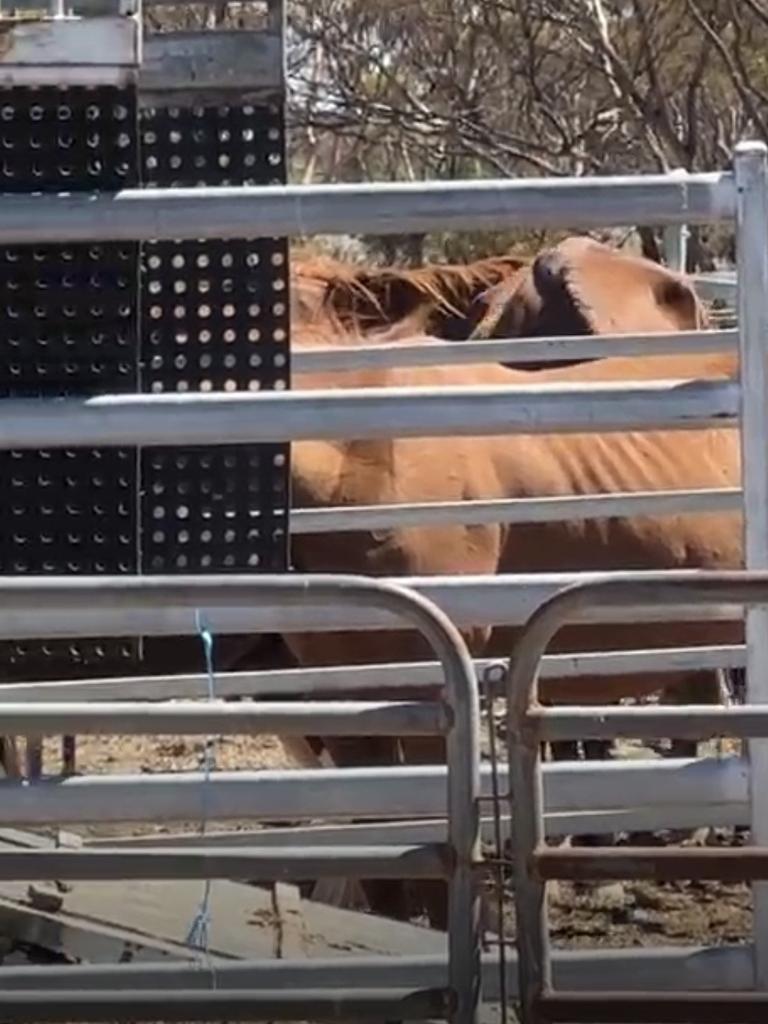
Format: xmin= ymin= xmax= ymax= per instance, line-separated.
xmin=287 ymin=0 xmax=768 ymax=266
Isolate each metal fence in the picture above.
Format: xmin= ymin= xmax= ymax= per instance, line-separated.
xmin=0 ymin=575 xmax=481 ymax=1024
xmin=0 ymin=12 xmax=766 ymax=1012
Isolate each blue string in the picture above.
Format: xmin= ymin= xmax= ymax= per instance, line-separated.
xmin=185 ymin=609 xmax=216 ymax=978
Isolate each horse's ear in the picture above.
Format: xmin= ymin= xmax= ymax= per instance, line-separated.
xmin=466 ymin=278 xmax=526 ymax=339
xmin=653 ymin=275 xmax=710 ymax=329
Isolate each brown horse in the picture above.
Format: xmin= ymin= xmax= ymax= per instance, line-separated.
xmin=465 ymin=234 xmax=728 ymax=754
xmin=286 ymin=237 xmax=726 ymax=714
xmin=277 ymin=242 xmax=737 ymax=923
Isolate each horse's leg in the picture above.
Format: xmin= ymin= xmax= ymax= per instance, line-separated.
xmin=622 ymin=670 xmax=726 ymax=847
xmin=583 ymin=739 xmax=613 ymax=761
xmin=396 ymin=735 xmax=448 ymax=928
xmin=321 ymin=734 xmax=412 ymax=919
xmin=665 ymin=669 xmax=725 ymax=761
xmin=0 ymin=738 xmax=22 ymax=779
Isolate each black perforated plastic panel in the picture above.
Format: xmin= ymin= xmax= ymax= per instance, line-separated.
xmin=0 ymin=84 xmax=290 ymax=682
xmin=139 ymin=99 xmax=290 ymax=578
xmin=0 ymin=85 xmax=140 ymax=680
xmin=0 ymin=87 xmax=135 ymax=193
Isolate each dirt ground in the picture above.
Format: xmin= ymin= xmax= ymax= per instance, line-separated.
xmin=37 ymin=731 xmax=312 ymax=842
xmin=30 ymin=728 xmax=754 ymax=953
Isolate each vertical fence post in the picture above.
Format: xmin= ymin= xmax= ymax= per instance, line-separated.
xmin=735 ymin=140 xmax=768 ymax=988
xmin=663 ymin=168 xmax=690 ymax=272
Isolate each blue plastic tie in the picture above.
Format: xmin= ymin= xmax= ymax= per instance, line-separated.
xmin=185 ymin=609 xmax=217 ymax=983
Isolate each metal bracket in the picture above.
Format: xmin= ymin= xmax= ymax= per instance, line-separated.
xmin=0 ymin=14 xmax=141 ymax=86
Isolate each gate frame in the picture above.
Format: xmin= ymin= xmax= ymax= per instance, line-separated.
xmin=0 ymin=573 xmax=482 ymax=1024
xmin=507 ymin=572 xmax=768 ymax=1023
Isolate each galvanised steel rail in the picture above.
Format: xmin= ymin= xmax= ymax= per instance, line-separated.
xmin=506 ymin=571 xmax=768 ymax=1024
xmin=0 ymin=173 xmax=734 ymax=244
xmin=0 ymin=643 xmax=746 ymax=703
xmin=0 ymin=571 xmax=746 ymax=639
xmin=0 ymin=378 xmax=740 ymax=449
xmin=292 ymin=328 xmax=737 ymax=374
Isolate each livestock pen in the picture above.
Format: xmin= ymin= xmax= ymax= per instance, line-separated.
xmin=1 ymin=1 xmax=768 ymax=1024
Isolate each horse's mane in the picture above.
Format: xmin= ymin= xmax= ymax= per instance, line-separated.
xmin=292 ymin=252 xmax=527 ymax=332
xmin=293 ymin=304 xmax=436 ymax=351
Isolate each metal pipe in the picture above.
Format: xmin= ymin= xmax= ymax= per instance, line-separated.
xmin=0 ymin=644 xmax=746 ymax=704
xmin=84 ymin=796 xmax=748 ymax=847
xmin=292 ymin=329 xmax=737 ymax=374
xmin=0 ymin=844 xmax=452 ymax=881
xmin=734 ymin=140 xmax=768 ymax=990
xmin=0 ymin=378 xmax=739 ymax=451
xmin=693 ymin=273 xmax=738 ymax=302
xmin=0 ymin=571 xmax=748 ymax=639
xmin=0 ymin=700 xmax=448 ymax=737
xmin=532 ymin=704 xmax=768 ymax=742
xmin=0 ymin=988 xmax=449 ymax=1023
xmin=0 ymin=946 xmax=753 ymax=1000
xmin=0 ymin=756 xmax=744 ymax=826
xmin=0 ymin=174 xmax=733 ymax=245
xmin=663 ymin=171 xmax=690 ymax=272
xmin=505 ymin=570 xmax=768 ymax=1022
xmin=534 ymin=846 xmax=768 ymax=883
xmin=536 ymin=991 xmax=768 ymax=1024
xmin=291 ymin=487 xmax=742 ymax=535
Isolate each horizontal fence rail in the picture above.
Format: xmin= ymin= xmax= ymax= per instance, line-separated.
xmin=0 ymin=946 xmax=754 ymax=1002
xmin=0 ymin=988 xmax=449 ymax=1024
xmin=0 ymin=572 xmax=746 ymax=638
xmin=0 ymin=378 xmax=740 ymax=450
xmin=80 ymin=789 xmax=746 ymax=846
xmin=0 ymin=845 xmax=453 ymax=882
xmin=693 ymin=272 xmax=738 ymax=302
xmin=0 ymin=643 xmax=746 ymax=704
xmin=293 ymin=329 xmax=738 ymax=374
xmin=0 ymin=701 xmax=449 ymax=736
xmin=535 ymin=846 xmax=768 ymax=884
xmin=0 ymin=174 xmax=735 ymax=245
xmin=532 ymin=704 xmax=765 ymax=741
xmin=291 ymin=487 xmax=742 ymax=534
xmin=0 ymin=756 xmax=747 ymax=826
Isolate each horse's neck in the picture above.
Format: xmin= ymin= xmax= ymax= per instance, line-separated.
xmin=515 ymin=350 xmax=738 ymax=385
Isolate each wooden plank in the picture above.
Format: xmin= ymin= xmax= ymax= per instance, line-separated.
xmin=0 ymin=894 xmax=205 ymax=963
xmin=48 ymin=878 xmax=444 ymax=958
xmin=0 ymin=825 xmax=446 ymax=963
xmin=0 ymin=842 xmax=445 ymax=962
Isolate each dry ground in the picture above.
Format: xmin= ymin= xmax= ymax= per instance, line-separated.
xmin=29 ymin=729 xmax=753 ymax=952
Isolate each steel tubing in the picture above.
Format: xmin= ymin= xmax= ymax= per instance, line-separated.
xmin=0 ymin=844 xmax=452 ymax=881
